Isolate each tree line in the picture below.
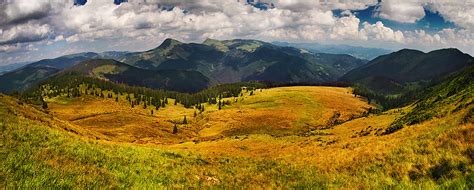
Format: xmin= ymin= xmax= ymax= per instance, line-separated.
xmin=20 ymin=72 xmax=266 ymax=109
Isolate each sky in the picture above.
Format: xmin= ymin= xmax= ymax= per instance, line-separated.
xmin=0 ymin=0 xmax=473 ymax=66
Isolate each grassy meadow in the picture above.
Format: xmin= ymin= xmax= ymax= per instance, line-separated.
xmin=0 ymin=86 xmax=472 ymax=188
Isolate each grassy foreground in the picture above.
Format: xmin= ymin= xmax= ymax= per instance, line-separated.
xmin=0 ymin=86 xmax=473 ymax=188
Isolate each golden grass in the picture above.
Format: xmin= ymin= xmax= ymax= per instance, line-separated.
xmin=47 ymin=94 xmax=196 ymax=144
xmin=41 ymin=86 xmax=474 ymax=177
xmin=1 ymin=85 xmax=472 ymax=188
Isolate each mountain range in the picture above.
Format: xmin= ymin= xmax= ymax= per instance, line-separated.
xmin=0 ymin=38 xmax=472 ymax=95
xmin=0 ymin=38 xmax=366 ymax=93
xmin=272 ymin=41 xmax=392 ymax=60
xmin=0 ymin=61 xmax=31 ymax=75
xmin=119 ymin=38 xmax=366 ymax=84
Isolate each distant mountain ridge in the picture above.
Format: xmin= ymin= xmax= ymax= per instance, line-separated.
xmin=272 ymin=41 xmax=392 ymax=60
xmin=63 ymin=59 xmax=210 ymax=92
xmin=0 ymin=52 xmax=103 ymax=93
xmin=120 ymin=38 xmax=366 ymax=84
xmin=0 ymin=62 xmax=31 ymax=76
xmin=340 ymin=48 xmax=473 ymax=94
xmin=6 ymin=38 xmax=471 ymax=95
xmin=0 ymin=51 xmax=131 ymax=93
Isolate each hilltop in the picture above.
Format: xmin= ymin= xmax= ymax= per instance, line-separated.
xmin=64 ymin=59 xmax=210 ymax=92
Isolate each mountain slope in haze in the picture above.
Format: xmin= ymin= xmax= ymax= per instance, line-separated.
xmin=120 ymin=38 xmax=366 ymax=84
xmin=340 ymin=48 xmax=473 ymax=94
xmin=273 ymin=41 xmax=392 ymax=60
xmin=0 ymin=52 xmax=102 ymax=93
xmin=60 ymin=59 xmax=210 ymax=92
xmin=0 ymin=52 xmax=132 ymax=93
xmin=0 ymin=61 xmax=31 ymax=75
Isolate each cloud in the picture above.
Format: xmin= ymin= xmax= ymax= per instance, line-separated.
xmin=361 ymin=21 xmax=405 ymax=43
xmin=330 ymin=15 xmax=365 ymax=40
xmin=0 ymin=0 xmax=473 ymax=65
xmin=268 ymin=0 xmax=378 ymax=11
xmin=375 ymin=0 xmax=425 ymax=23
xmin=0 ymin=44 xmax=21 ymax=53
xmin=0 ymin=23 xmax=51 ymax=45
xmin=329 ymin=14 xmax=405 ymax=43
xmin=0 ymin=0 xmax=66 ymax=26
xmin=426 ymin=0 xmax=474 ymax=30
xmin=374 ymin=0 xmax=474 ymax=30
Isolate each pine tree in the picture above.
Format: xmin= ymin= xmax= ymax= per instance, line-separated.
xmin=115 ymin=96 xmax=119 ymax=102
xmin=183 ymin=115 xmax=187 ymax=124
xmin=218 ymin=100 xmax=222 ymax=110
xmin=172 ymin=124 xmax=178 ymax=134
xmin=194 ymin=110 xmax=197 ymax=118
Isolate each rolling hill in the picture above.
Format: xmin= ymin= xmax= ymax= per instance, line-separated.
xmin=0 ymin=52 xmax=132 ymax=93
xmin=120 ymin=38 xmax=366 ymax=83
xmin=340 ymin=48 xmax=473 ymax=94
xmin=57 ymin=59 xmax=210 ymax=93
xmin=0 ymin=52 xmax=102 ymax=93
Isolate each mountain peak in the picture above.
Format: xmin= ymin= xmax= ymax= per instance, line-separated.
xmin=157 ymin=38 xmax=182 ymax=49
xmin=203 ymin=38 xmax=220 ymax=44
xmin=427 ymin=48 xmax=465 ymax=55
xmin=394 ymin=48 xmax=424 ymax=54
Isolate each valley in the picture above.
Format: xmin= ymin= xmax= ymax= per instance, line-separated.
xmin=1 ymin=81 xmax=472 ymax=188
xmin=45 ymin=86 xmax=370 ymax=144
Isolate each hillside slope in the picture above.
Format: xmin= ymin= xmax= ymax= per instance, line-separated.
xmin=386 ymin=66 xmax=474 ymax=133
xmin=0 ymin=53 xmax=102 ymax=93
xmin=1 ymin=83 xmax=472 ymax=188
xmin=62 ymin=59 xmax=210 ymax=93
xmin=340 ymin=48 xmax=473 ymax=94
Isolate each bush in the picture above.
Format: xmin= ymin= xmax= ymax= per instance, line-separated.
xmin=382 ymin=122 xmax=404 ymax=135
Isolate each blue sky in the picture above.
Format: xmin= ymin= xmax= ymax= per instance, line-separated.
xmin=0 ymin=0 xmax=472 ymax=65
xmin=334 ymin=5 xmax=457 ymax=33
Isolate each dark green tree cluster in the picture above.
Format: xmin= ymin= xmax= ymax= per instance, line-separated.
xmin=352 ymin=84 xmax=423 ymax=110
xmin=22 ymin=72 xmax=266 ymax=110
